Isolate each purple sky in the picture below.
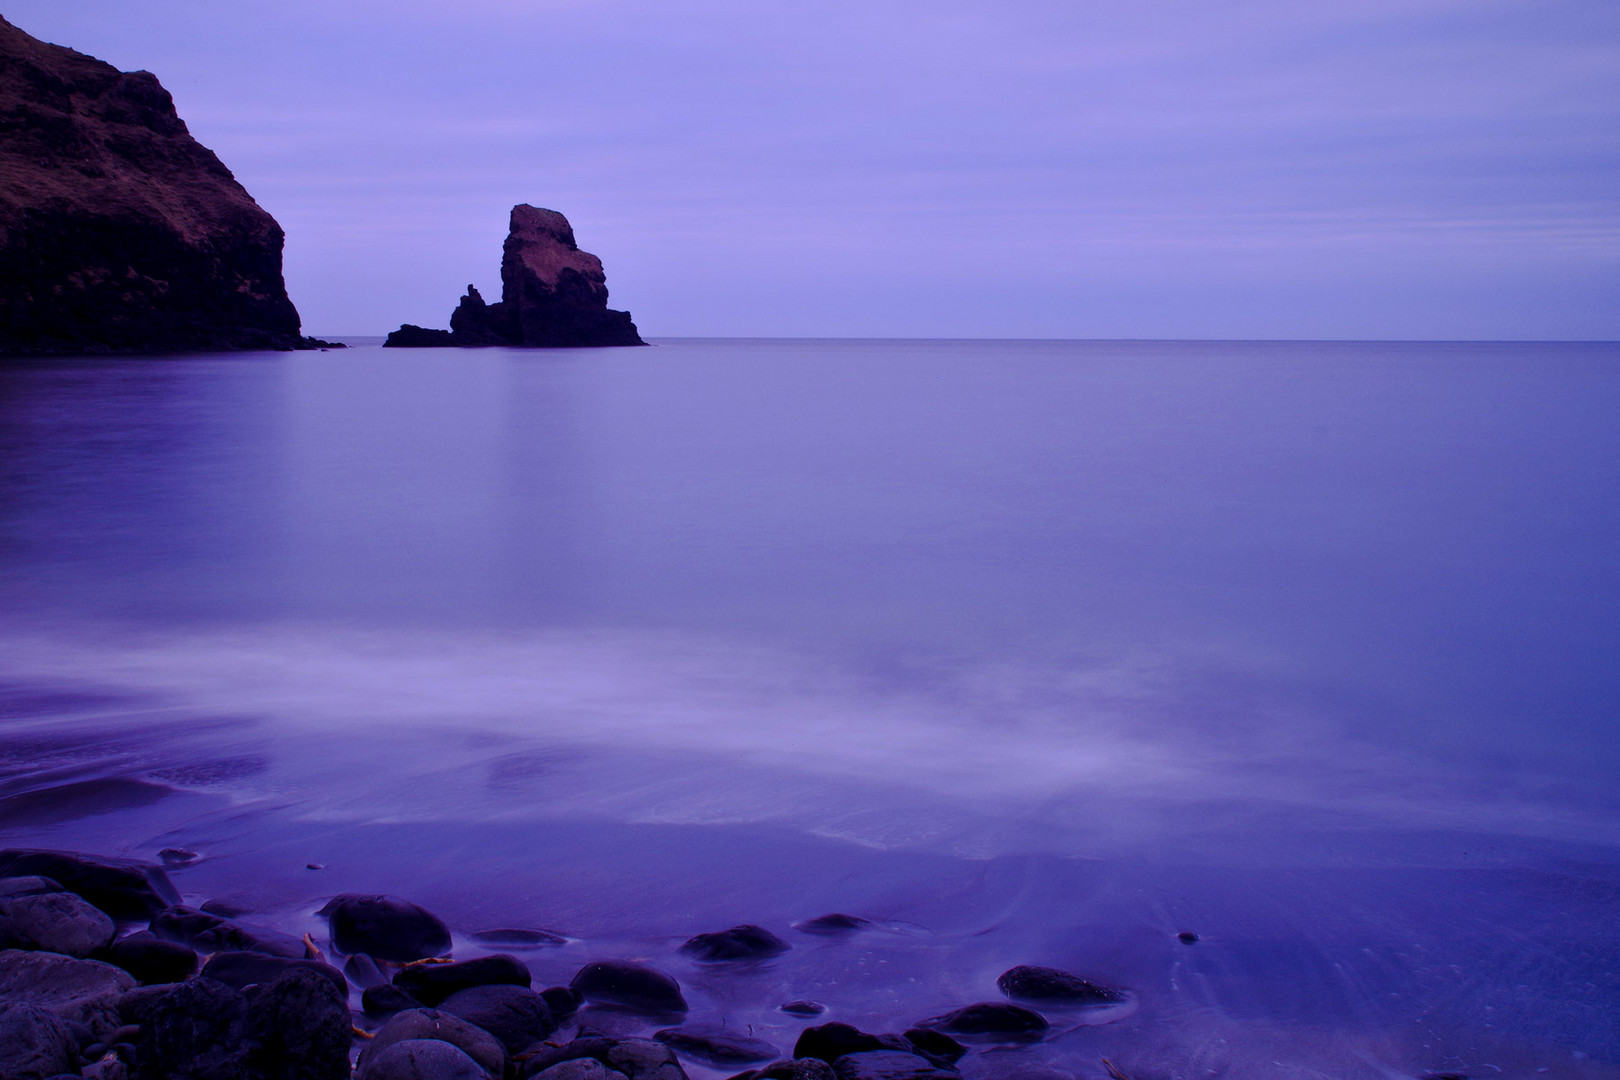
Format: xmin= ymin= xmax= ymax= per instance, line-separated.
xmin=8 ymin=0 xmax=1617 ymax=338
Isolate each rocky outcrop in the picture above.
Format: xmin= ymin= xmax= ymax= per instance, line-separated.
xmin=386 ymin=205 xmax=645 ymax=348
xmin=0 ymin=16 xmax=329 ymax=353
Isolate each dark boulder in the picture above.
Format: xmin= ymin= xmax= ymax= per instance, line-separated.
xmin=570 ymin=960 xmax=687 ymax=1014
xmin=0 ymin=889 xmax=116 ymax=956
xmin=318 ymin=894 xmax=451 ymax=962
xmin=994 ymin=965 xmax=1125 ymax=1006
xmin=472 ymin=927 xmax=568 ymax=949
xmin=393 ymin=953 xmax=531 ymax=1006
xmin=438 ymin=984 xmax=555 ymax=1053
xmin=725 ymin=1060 xmax=837 ymax=1080
xmin=792 ymin=914 xmax=872 ymax=936
xmin=520 ymin=1036 xmax=687 ymax=1080
xmin=681 ymin=924 xmax=790 ymax=963
xmin=540 ymin=985 xmax=584 ymax=1020
xmin=0 ymin=851 xmax=180 ymax=920
xmin=357 ymin=1008 xmax=507 ymax=1080
xmin=359 ymin=1039 xmax=492 ymax=1080
xmin=104 ymin=931 xmax=198 ymax=985
xmin=0 ymin=1001 xmax=82 ymax=1080
xmin=0 ymin=948 xmax=134 ymax=1038
xmin=150 ymin=905 xmax=304 ymax=957
xmin=345 ymin=952 xmax=389 ymax=989
xmin=385 ymin=205 xmax=645 ymax=349
xmin=363 ymin=984 xmax=424 ymax=1019
xmin=916 ymin=1003 xmax=1046 ymax=1039
xmin=243 ymin=966 xmax=352 ymax=1080
xmin=831 ymin=1052 xmax=958 ymax=1080
xmin=792 ymin=1024 xmax=888 ymax=1065
xmin=0 ymin=16 xmax=313 ymax=353
xmin=200 ymin=951 xmax=347 ymax=997
xmin=655 ymin=1026 xmax=779 ymax=1065
xmin=120 ymin=976 xmax=252 ymax=1080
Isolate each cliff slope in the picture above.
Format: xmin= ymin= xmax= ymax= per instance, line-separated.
xmin=0 ymin=16 xmax=312 ymax=353
xmin=386 ymin=204 xmax=644 ymax=348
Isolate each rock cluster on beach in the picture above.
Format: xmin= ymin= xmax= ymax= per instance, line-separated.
xmin=0 ymin=17 xmax=336 ymax=354
xmin=0 ymin=847 xmax=1137 ymax=1080
xmin=385 ymin=205 xmax=645 ymax=349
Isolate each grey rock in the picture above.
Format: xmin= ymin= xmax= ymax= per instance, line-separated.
xmin=360 ymin=1040 xmax=490 ymax=1080
xmin=0 ymin=1001 xmax=81 ymax=1080
xmin=656 ymin=1026 xmax=778 ymax=1065
xmin=0 ymin=949 xmax=134 ymax=1038
xmin=393 ymin=953 xmax=531 ymax=1006
xmin=831 ymin=1052 xmax=959 ymax=1080
xmin=0 ymin=891 xmax=116 ymax=956
xmin=994 ymin=965 xmax=1125 ymax=1006
xmin=531 ymin=1060 xmax=626 ymax=1080
xmin=358 ymin=1008 xmax=507 ymax=1080
xmin=0 ymin=851 xmax=179 ymax=920
xmin=521 ymin=1037 xmax=687 ymax=1080
xmin=438 ymin=983 xmax=555 ymax=1053
xmin=318 ymin=894 xmax=451 ymax=962
xmin=570 ymin=961 xmax=687 ymax=1014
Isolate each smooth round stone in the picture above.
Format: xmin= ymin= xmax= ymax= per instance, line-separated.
xmin=779 ymin=1001 xmax=826 ymax=1018
xmin=0 ymin=890 xmax=116 ymax=956
xmin=358 ymin=1008 xmax=507 ymax=1079
xmin=364 ymin=984 xmax=424 ymax=1019
xmin=680 ymin=924 xmax=790 ymax=962
xmin=569 ymin=961 xmax=687 ymax=1015
xmin=995 ymin=965 xmax=1124 ymax=1005
xmin=531 ymin=1060 xmax=625 ymax=1080
xmin=540 ymin=985 xmax=584 ymax=1020
xmin=899 ymin=1030 xmax=963 ymax=1065
xmin=831 ymin=1052 xmax=958 ymax=1080
xmin=360 ymin=1039 xmax=491 ymax=1080
xmin=438 ymin=984 xmax=555 ymax=1053
xmin=729 ymin=1059 xmax=837 ymax=1080
xmin=792 ymin=1023 xmax=887 ymax=1065
xmin=200 ymin=951 xmax=348 ymax=996
xmin=655 ymin=1025 xmax=779 ymax=1065
xmin=393 ymin=954 xmax=531 ymax=1007
xmin=149 ymin=905 xmax=304 ymax=958
xmin=104 ymin=931 xmax=198 ymax=984
xmin=917 ymin=1003 xmax=1047 ymax=1038
xmin=792 ymin=914 xmax=872 ymax=936
xmin=320 ymin=895 xmax=451 ymax=963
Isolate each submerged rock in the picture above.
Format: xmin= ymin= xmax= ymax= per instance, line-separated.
xmin=150 ymin=905 xmax=304 ymax=957
xmin=994 ymin=965 xmax=1125 ymax=1006
xmin=655 ymin=1025 xmax=779 ymax=1065
xmin=779 ymin=1001 xmax=826 ymax=1017
xmin=680 ymin=924 xmax=790 ymax=962
xmin=385 ymin=206 xmax=645 ymax=349
xmin=570 ymin=960 xmax=688 ymax=1014
xmin=318 ymin=894 xmax=451 ymax=962
xmin=472 ymin=927 xmax=568 ymax=949
xmin=916 ymin=1003 xmax=1047 ymax=1039
xmin=0 ymin=850 xmax=180 ymax=920
xmin=792 ymin=914 xmax=872 ymax=936
xmin=0 ymin=16 xmax=320 ymax=353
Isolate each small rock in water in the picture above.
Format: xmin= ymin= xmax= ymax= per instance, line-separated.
xmin=656 ymin=1025 xmax=779 ymax=1065
xmin=780 ymin=1001 xmax=827 ymax=1017
xmin=1177 ymin=931 xmax=1199 ymax=944
xmin=995 ymin=965 xmax=1126 ymax=1006
xmin=200 ymin=950 xmax=348 ymax=996
xmin=199 ymin=897 xmax=254 ymax=918
xmin=681 ymin=924 xmax=791 ymax=962
xmin=570 ymin=960 xmax=688 ymax=1014
xmin=319 ymin=894 xmax=452 ymax=962
xmin=306 ymin=863 xmax=325 ymax=870
xmin=0 ymin=889 xmax=116 ymax=956
xmin=728 ymin=1060 xmax=837 ymax=1080
xmin=792 ymin=1023 xmax=889 ymax=1064
xmin=541 ymin=984 xmax=585 ymax=1020
xmin=918 ymin=1003 xmax=1047 ymax=1039
xmin=360 ymin=1038 xmax=492 ymax=1080
xmin=900 ymin=1030 xmax=964 ymax=1065
xmin=158 ymin=848 xmax=199 ymax=867
xmin=438 ymin=983 xmax=556 ymax=1053
xmin=0 ymin=1001 xmax=81 ymax=1080
xmin=792 ymin=914 xmax=872 ymax=936
xmin=0 ymin=948 xmax=134 ymax=1038
xmin=831 ymin=1051 xmax=958 ymax=1080
xmin=394 ymin=953 xmax=531 ymax=1006
xmin=358 ymin=1008 xmax=509 ymax=1080
xmin=472 ymin=927 xmax=568 ymax=948
xmin=104 ymin=931 xmax=198 ymax=984
xmin=363 ymin=984 xmax=424 ymax=1019
xmin=0 ymin=850 xmax=181 ymax=919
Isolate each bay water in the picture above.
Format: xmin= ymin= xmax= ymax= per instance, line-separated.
xmin=2 ymin=339 xmax=1617 ymax=1077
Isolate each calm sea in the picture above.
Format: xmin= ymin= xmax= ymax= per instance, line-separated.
xmin=2 ymin=339 xmax=1617 ymax=1076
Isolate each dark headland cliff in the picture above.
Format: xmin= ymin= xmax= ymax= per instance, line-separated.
xmin=386 ymin=204 xmax=645 ymax=348
xmin=0 ymin=16 xmax=329 ymax=354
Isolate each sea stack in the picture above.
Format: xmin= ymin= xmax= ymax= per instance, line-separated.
xmin=385 ymin=205 xmax=645 ymax=348
xmin=0 ymin=16 xmax=322 ymax=354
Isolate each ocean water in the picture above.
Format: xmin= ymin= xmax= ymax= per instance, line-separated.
xmin=1 ymin=338 xmax=1618 ymax=1077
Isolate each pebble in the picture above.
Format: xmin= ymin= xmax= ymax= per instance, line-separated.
xmin=520 ymin=1035 xmax=688 ymax=1080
